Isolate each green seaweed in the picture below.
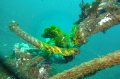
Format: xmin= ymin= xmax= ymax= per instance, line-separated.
xmin=41 ymin=25 xmax=71 ymax=48
xmin=41 ymin=25 xmax=63 ymax=38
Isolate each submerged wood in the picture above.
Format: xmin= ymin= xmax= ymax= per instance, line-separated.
xmin=7 ymin=0 xmax=120 ymax=79
xmin=49 ymin=50 xmax=120 ymax=79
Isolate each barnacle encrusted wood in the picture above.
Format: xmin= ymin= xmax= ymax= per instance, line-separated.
xmin=49 ymin=50 xmax=120 ymax=79
xmin=72 ymin=0 xmax=120 ymax=46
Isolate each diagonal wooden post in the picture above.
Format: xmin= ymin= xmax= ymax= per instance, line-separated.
xmin=49 ymin=50 xmax=120 ymax=79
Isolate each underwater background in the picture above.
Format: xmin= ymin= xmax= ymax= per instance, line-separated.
xmin=0 ymin=0 xmax=120 ymax=79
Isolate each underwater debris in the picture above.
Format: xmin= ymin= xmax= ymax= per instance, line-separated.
xmin=9 ymin=21 xmax=80 ymax=60
xmin=5 ymin=0 xmax=120 ymax=79
xmin=72 ymin=2 xmax=120 ymax=46
xmin=8 ymin=0 xmax=120 ymax=59
xmin=49 ymin=50 xmax=120 ymax=79
xmin=75 ymin=0 xmax=120 ymax=24
xmin=2 ymin=42 xmax=51 ymax=79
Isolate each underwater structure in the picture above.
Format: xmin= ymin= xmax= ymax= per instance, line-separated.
xmin=0 ymin=0 xmax=120 ymax=79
